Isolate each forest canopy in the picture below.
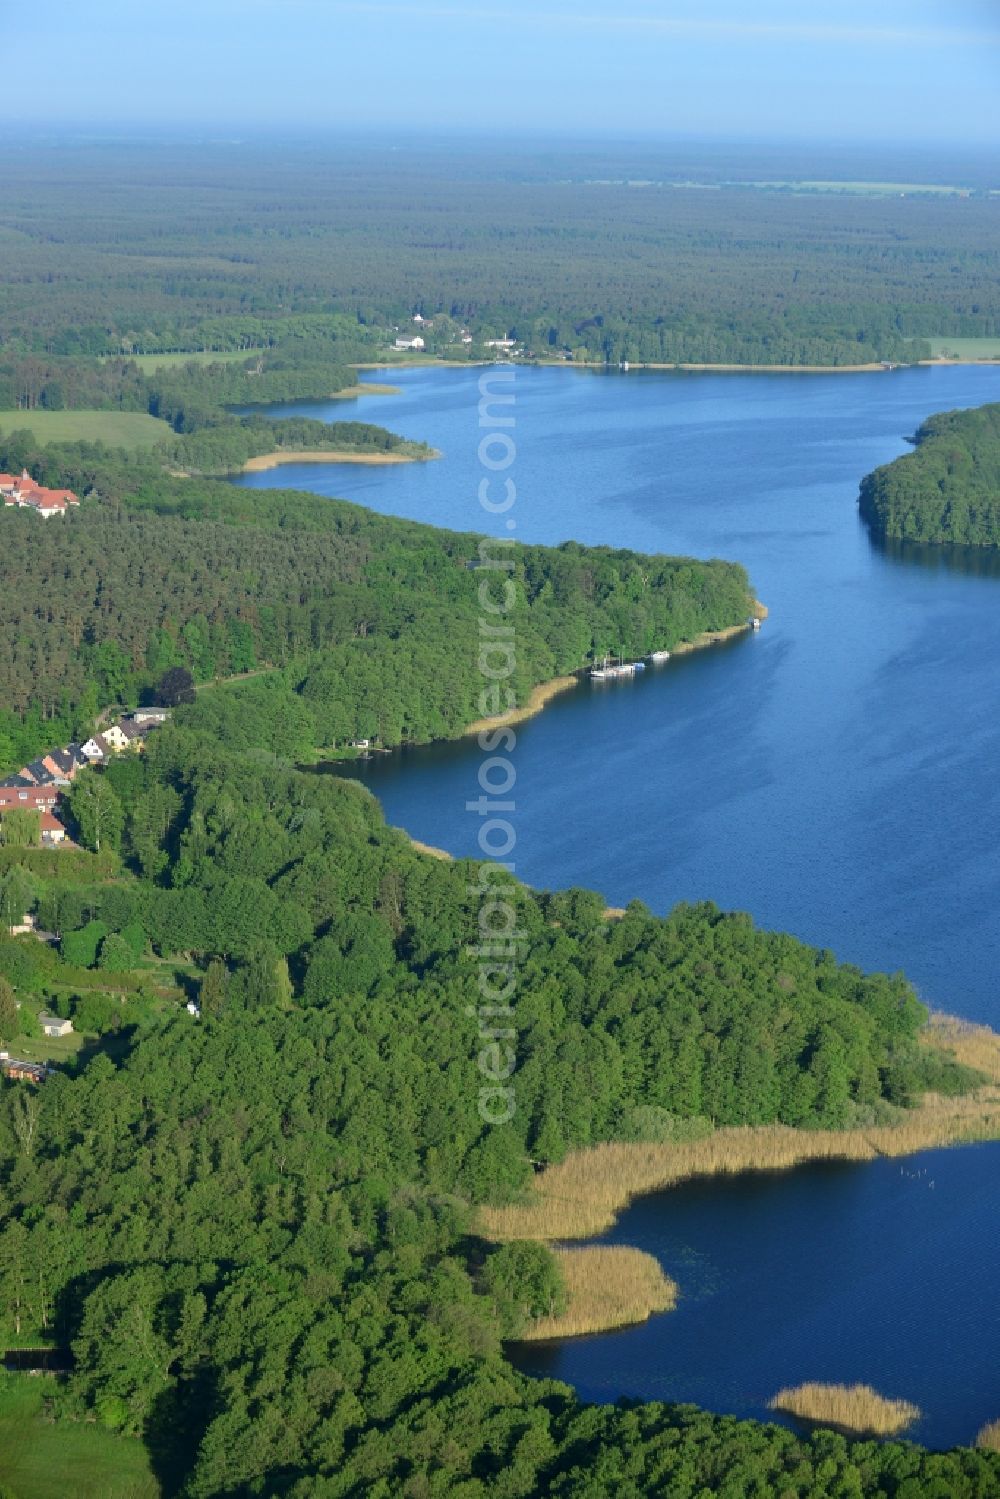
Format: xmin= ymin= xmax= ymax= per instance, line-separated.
xmin=0 ymin=729 xmax=989 ymax=1496
xmin=0 ymin=430 xmax=752 ymax=772
xmin=3 ymin=140 xmax=998 ymax=367
xmin=860 ymin=402 xmax=1000 ymax=546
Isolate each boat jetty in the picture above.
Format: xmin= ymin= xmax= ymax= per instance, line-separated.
xmin=591 ymin=654 xmax=637 ymax=681
xmin=591 ymin=649 xmax=673 ymax=680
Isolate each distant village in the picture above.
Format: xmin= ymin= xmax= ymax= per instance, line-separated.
xmin=393 ymin=314 xmax=522 ymax=357
xmin=0 ymin=708 xmax=170 ymax=848
xmin=1 ymin=468 xmax=80 ymax=518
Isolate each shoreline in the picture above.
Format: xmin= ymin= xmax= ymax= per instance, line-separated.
xmin=356 ymin=354 xmax=1000 ymax=380
xmin=480 ymin=1013 xmax=1000 ymax=1248
xmin=405 ymin=834 xmax=453 ymax=862
xmin=460 ymin=601 xmax=767 ymax=739
xmin=536 ymin=359 xmax=891 ymax=375
xmin=240 ymin=446 xmax=439 ymax=472
xmin=330 ymin=381 xmax=400 ymax=398
xmin=359 ymin=357 xmax=904 ymax=376
xmin=462 ymin=675 xmax=580 ymax=738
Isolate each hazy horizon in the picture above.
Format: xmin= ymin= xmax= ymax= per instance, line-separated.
xmin=4 ymin=0 xmax=999 ymax=147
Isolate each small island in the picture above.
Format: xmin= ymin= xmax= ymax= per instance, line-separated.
xmin=860 ymin=402 xmax=1000 ymax=546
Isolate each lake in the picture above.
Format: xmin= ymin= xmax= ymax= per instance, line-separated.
xmin=235 ymin=362 xmax=1000 ymax=1442
xmin=509 ymin=1139 xmax=1000 ymax=1451
xmin=235 ymin=362 xmax=1000 ymax=1022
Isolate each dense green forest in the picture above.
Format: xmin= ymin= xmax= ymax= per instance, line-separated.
xmin=2 ymin=139 xmax=999 ymax=367
xmin=0 ymin=342 xmax=430 ymax=477
xmin=5 ymin=135 xmax=1000 ymax=1496
xmin=0 ymin=729 xmax=993 ymax=1496
xmin=860 ymin=402 xmax=1000 ymax=546
xmin=0 ymin=430 xmax=751 ymax=771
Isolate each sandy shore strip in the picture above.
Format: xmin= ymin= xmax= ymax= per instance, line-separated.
xmin=480 ymin=1013 xmax=1000 ymax=1243
xmin=241 ymin=447 xmax=439 ymax=472
xmin=671 ymin=599 xmax=767 ymax=656
xmin=463 ymin=676 xmax=580 ymax=737
xmin=462 ymin=602 xmax=766 ymax=737
xmin=329 ymin=381 xmax=400 ymax=398
xmin=530 ymin=358 xmax=891 ymax=375
xmin=405 ymin=835 xmax=454 ymax=861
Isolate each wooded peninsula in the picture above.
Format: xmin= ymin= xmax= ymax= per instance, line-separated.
xmin=860 ymin=401 xmax=1000 ymax=546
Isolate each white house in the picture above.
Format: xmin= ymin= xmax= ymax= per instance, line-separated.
xmin=39 ymin=1013 xmax=73 ymax=1038
xmin=80 ymin=735 xmax=110 ymax=761
xmin=394 ymin=335 xmax=426 ymax=352
xmin=100 ymin=724 xmax=130 ymax=752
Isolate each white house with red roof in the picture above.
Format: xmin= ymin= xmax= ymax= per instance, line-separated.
xmin=0 ymin=469 xmax=79 ymax=518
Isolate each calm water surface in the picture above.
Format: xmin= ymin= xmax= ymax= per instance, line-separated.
xmin=510 ymin=1141 xmax=1000 ymax=1451
xmin=236 ymin=364 xmax=1000 ymax=1441
xmin=236 ymin=362 xmax=1000 ymax=1023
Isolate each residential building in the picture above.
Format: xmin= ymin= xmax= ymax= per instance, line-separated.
xmin=394 ymin=335 xmax=426 ymax=351
xmin=117 ymin=720 xmax=149 ymax=748
xmin=100 ymin=723 xmax=130 ymax=752
xmin=39 ymin=811 xmax=68 ymax=846
xmin=0 ymin=469 xmax=80 ymax=518
xmin=38 ymin=1013 xmax=74 ymax=1039
xmin=128 ymin=709 xmax=171 ymax=725
xmin=24 ymin=759 xmax=56 ymax=786
xmin=80 ymin=734 xmax=111 ymax=761
xmin=0 ymin=785 xmax=61 ymax=811
xmin=1 ymin=1058 xmax=50 ymax=1083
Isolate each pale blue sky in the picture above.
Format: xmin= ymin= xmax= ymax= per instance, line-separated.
xmin=5 ymin=0 xmax=999 ymax=142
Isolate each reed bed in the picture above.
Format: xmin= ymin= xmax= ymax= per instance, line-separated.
xmin=976 ymin=1419 xmax=1000 ymax=1452
xmin=922 ymin=1010 xmax=1000 ymax=1082
xmin=481 ymin=1017 xmax=1000 ymax=1241
xmin=768 ymin=1382 xmax=920 ymax=1436
xmin=518 ymin=1247 xmax=676 ymax=1341
xmin=463 ymin=676 xmax=579 ymax=737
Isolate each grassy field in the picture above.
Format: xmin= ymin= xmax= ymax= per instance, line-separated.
xmin=9 ymin=1030 xmax=84 ymax=1065
xmin=101 ymin=350 xmax=252 ymax=372
xmin=0 ymin=410 xmax=170 ymax=449
xmin=923 ymin=336 xmax=1000 ymax=360
xmin=0 ymin=1376 xmax=158 ymax=1498
xmin=748 ymin=180 xmax=970 ymax=196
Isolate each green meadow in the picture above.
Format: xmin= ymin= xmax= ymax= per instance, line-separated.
xmin=0 ymin=410 xmax=170 ymax=450
xmin=0 ymin=1377 xmax=158 ymax=1499
xmin=103 ymin=350 xmax=254 ymax=373
xmin=925 ymin=336 xmax=1000 ymax=360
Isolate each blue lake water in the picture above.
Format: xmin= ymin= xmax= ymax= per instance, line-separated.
xmin=509 ymin=1141 xmax=1000 ymax=1451
xmin=235 ymin=363 xmax=1000 ymax=1442
xmin=236 ymin=362 xmax=1000 ymax=1023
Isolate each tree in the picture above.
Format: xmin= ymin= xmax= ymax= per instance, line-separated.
xmin=98 ymin=932 xmax=137 ymax=972
xmin=0 ymin=976 xmax=18 ymax=1042
xmin=156 ymin=666 xmax=196 ymax=707
xmin=0 ymin=866 xmax=37 ymax=934
xmin=69 ymin=769 xmax=124 ymax=853
xmin=62 ymin=920 xmax=109 ymax=970
xmin=484 ymin=1241 xmax=566 ymax=1336
xmin=0 ymin=807 xmax=41 ymax=848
